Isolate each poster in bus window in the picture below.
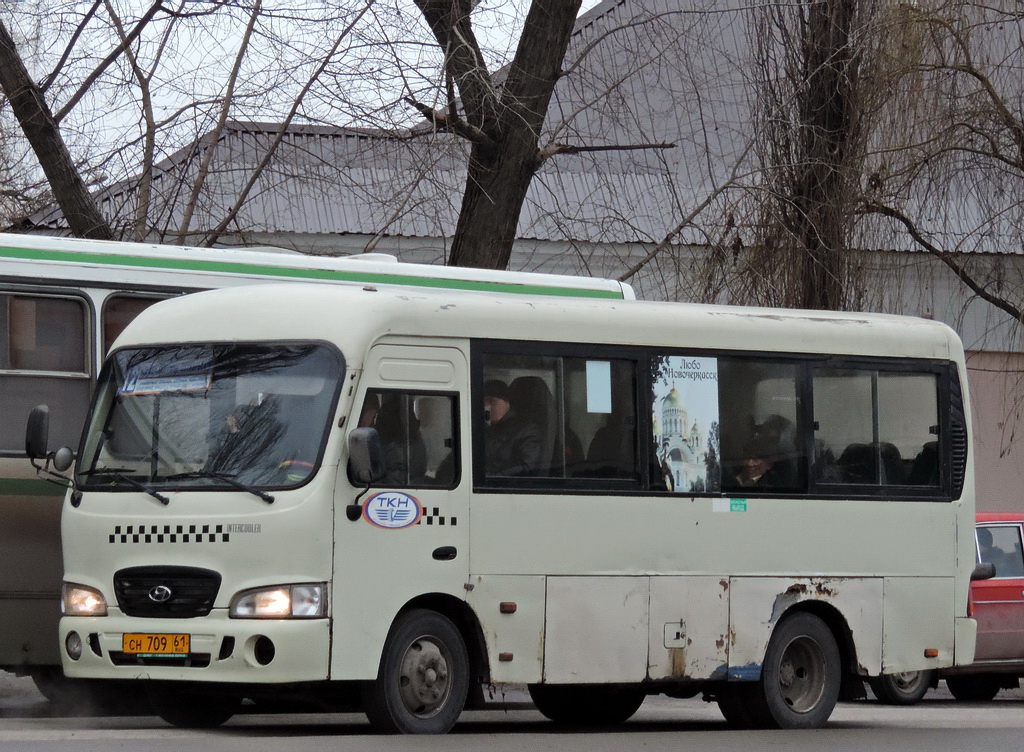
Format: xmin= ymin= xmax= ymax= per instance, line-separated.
xmin=651 ymin=356 xmax=720 ymax=493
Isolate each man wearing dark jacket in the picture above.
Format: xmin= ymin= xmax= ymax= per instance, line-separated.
xmin=483 ymin=379 xmax=542 ymax=477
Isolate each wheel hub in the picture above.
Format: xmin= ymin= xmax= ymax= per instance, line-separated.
xmin=398 ymin=637 xmax=451 ymax=718
xmin=777 ymin=635 xmax=825 ymax=713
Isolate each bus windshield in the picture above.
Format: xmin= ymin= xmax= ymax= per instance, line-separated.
xmin=79 ymin=343 xmax=343 ymax=491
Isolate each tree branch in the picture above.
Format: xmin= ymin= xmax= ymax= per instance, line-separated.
xmin=404 ymin=96 xmax=494 ymax=146
xmin=861 ymin=200 xmax=1024 ymax=323
xmin=538 ymin=141 xmax=676 ymax=164
xmin=53 ymin=1 xmax=165 ymax=123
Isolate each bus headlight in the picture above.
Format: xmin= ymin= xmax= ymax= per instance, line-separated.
xmin=62 ymin=583 xmax=108 ymax=616
xmin=229 ymin=583 xmax=327 ymax=618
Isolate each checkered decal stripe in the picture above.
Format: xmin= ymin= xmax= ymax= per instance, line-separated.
xmin=109 ymin=524 xmax=230 ymax=544
xmin=418 ymin=508 xmax=457 ymax=526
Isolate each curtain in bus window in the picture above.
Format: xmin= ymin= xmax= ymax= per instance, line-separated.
xmin=650 ymin=356 xmax=720 ymax=493
xmin=0 ymin=293 xmax=91 ymax=453
xmin=1 ymin=294 xmax=86 ymax=372
xmin=103 ymin=295 xmax=165 ymax=353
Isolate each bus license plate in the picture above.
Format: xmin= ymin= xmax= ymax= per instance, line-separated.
xmin=122 ymin=633 xmax=190 ymax=656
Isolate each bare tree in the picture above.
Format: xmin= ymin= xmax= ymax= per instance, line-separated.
xmin=0 ymin=16 xmax=113 ymax=239
xmin=857 ymin=0 xmax=1024 ymax=324
xmin=408 ymin=0 xmax=584 ymax=269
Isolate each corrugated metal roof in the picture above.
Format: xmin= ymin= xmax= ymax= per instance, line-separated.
xmin=24 ymin=0 xmax=1024 ymax=257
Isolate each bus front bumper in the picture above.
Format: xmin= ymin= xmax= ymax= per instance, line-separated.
xmin=59 ymin=611 xmax=330 ymax=684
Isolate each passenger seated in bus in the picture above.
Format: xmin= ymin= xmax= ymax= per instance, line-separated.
xmin=483 ymin=379 xmax=542 ymax=477
xmin=734 ymin=435 xmax=790 ymax=488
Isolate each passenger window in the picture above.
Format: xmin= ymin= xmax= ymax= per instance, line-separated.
xmin=480 ymin=355 xmax=559 ymax=479
xmin=0 ymin=292 xmax=91 ymax=453
xmin=103 ymin=294 xmax=166 ymax=353
xmin=355 ymin=390 xmax=457 ymax=488
xmin=480 ymin=354 xmax=638 ymax=483
xmin=568 ymin=358 xmax=637 ymax=482
xmin=717 ymin=359 xmax=803 ymax=493
xmin=813 ymin=367 xmax=940 ymax=488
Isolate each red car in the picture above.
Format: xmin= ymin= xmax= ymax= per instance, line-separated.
xmin=872 ymin=512 xmax=1024 ymax=704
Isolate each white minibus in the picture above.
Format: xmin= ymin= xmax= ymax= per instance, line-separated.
xmin=31 ymin=281 xmax=978 ymax=731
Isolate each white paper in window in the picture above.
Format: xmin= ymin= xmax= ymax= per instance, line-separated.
xmin=586 ymin=360 xmax=612 ymax=414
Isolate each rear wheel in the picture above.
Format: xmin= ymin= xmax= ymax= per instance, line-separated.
xmin=869 ymin=669 xmax=934 ymax=705
xmin=945 ymin=675 xmax=1002 ymax=702
xmin=528 ymin=684 xmax=646 ymax=726
xmin=716 ymin=684 xmax=766 ymax=728
xmin=362 ymin=609 xmax=470 ymax=734
xmin=733 ymin=612 xmax=841 ymax=729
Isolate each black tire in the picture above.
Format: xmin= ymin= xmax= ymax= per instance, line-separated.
xmin=147 ymin=683 xmax=241 ymax=728
xmin=362 ymin=609 xmax=470 ymax=734
xmin=716 ymin=684 xmax=765 ymax=728
xmin=528 ymin=684 xmax=646 ymax=726
xmin=745 ymin=612 xmax=842 ymax=729
xmin=869 ymin=669 xmax=935 ymax=705
xmin=945 ymin=675 xmax=1002 ymax=702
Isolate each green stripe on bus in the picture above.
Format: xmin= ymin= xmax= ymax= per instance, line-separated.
xmin=0 ymin=477 xmax=65 ymax=497
xmin=0 ymin=245 xmax=623 ymax=299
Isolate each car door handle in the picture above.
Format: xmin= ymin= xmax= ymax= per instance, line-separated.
xmin=432 ymin=546 xmax=457 ymax=561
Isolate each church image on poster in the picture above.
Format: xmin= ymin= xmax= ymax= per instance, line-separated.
xmin=652 ymin=356 xmax=720 ymax=493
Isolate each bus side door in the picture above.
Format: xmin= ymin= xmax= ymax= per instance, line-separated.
xmin=330 ymin=343 xmax=469 ymax=680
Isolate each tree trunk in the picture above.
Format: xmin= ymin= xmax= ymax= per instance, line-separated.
xmin=416 ymin=0 xmax=581 ymax=270
xmin=789 ymin=0 xmax=857 ymax=310
xmin=0 ymin=19 xmax=112 ymax=239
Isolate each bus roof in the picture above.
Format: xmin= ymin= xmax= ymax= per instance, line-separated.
xmin=0 ymin=232 xmax=634 ymax=300
xmin=114 ymin=282 xmax=964 ymax=366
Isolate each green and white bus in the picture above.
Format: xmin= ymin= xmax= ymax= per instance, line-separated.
xmin=0 ymin=232 xmax=632 ymax=699
xmin=34 ymin=280 xmax=978 ymax=731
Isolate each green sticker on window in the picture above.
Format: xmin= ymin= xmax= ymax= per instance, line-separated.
xmin=730 ymin=499 xmax=748 ymax=513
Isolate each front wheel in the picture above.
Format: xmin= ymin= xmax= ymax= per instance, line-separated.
xmin=869 ymin=669 xmax=934 ymax=705
xmin=147 ymin=683 xmax=241 ymax=728
xmin=362 ymin=609 xmax=470 ymax=734
xmin=528 ymin=684 xmax=646 ymax=726
xmin=945 ymin=675 xmax=1002 ymax=702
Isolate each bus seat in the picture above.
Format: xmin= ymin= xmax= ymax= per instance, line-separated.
xmin=509 ymin=376 xmax=555 ymax=476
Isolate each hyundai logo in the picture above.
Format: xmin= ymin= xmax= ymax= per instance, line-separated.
xmin=148 ymin=585 xmax=173 ymax=603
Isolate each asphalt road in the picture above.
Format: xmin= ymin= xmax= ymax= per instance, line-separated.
xmin=2 ymin=672 xmax=1023 ymax=751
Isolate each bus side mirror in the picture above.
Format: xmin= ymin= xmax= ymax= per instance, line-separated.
xmin=348 ymin=427 xmax=386 ymax=485
xmin=25 ymin=405 xmax=74 ymax=473
xmin=26 ymin=405 xmax=51 ymax=460
xmin=971 ymin=562 xmax=996 ymax=581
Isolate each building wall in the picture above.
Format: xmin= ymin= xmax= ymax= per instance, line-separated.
xmin=967 ymin=351 xmax=1024 ymax=514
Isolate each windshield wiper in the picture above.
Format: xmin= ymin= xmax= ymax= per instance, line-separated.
xmin=79 ymin=468 xmax=170 ymax=505
xmin=165 ymin=470 xmax=275 ymax=504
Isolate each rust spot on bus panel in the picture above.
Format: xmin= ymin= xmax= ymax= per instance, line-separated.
xmin=813 ymin=580 xmax=837 ymax=597
xmin=669 ymin=647 xmax=686 ymax=677
xmin=719 ymin=579 xmax=729 ymax=591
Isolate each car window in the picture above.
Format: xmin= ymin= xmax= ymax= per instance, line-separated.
xmin=977 ymin=524 xmax=1024 ymax=579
